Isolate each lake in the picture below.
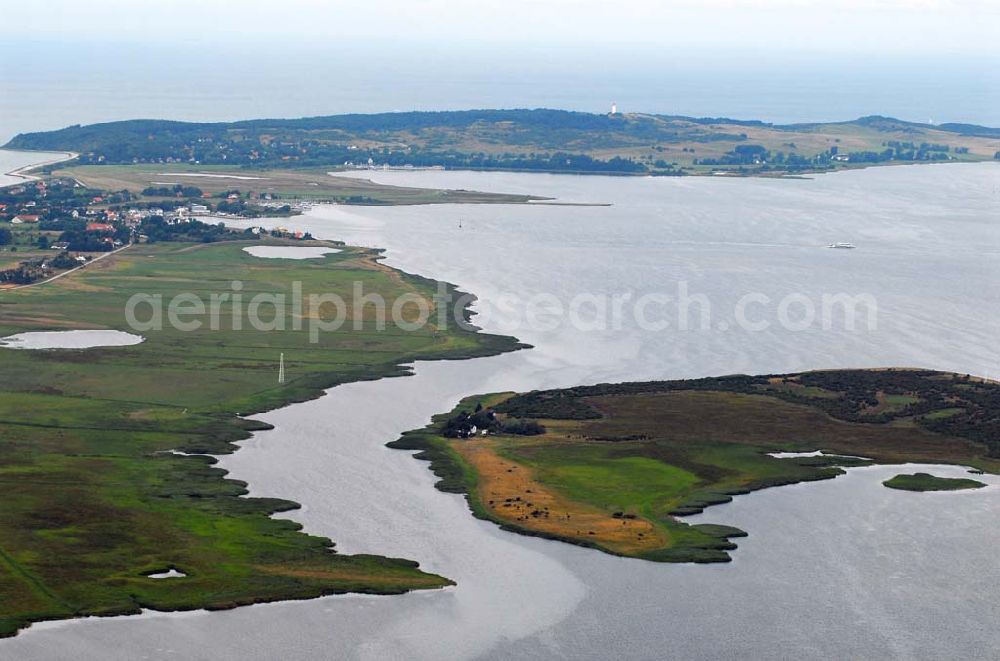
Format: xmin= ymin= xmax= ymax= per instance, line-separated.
xmin=0 ymin=330 xmax=143 ymax=350
xmin=242 ymin=246 xmax=341 ymax=260
xmin=4 ymin=162 xmax=1000 ymax=659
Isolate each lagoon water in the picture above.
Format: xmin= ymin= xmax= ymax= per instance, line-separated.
xmin=0 ymin=330 xmax=144 ymax=350
xmin=242 ymin=246 xmax=341 ymax=260
xmin=5 ymin=162 xmax=1000 ymax=659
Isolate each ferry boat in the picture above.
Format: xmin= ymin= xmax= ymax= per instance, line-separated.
xmin=827 ymin=242 xmax=856 ymax=249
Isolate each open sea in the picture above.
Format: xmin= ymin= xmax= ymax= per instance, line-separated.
xmin=1 ymin=39 xmax=998 ymax=143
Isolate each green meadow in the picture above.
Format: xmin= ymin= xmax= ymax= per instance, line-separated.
xmin=0 ymin=239 xmax=520 ymax=637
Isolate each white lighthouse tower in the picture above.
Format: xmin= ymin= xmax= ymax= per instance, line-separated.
xmin=610 ymin=102 xmax=618 ymax=115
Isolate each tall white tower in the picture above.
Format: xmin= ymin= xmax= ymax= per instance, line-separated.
xmin=611 ymin=102 xmax=618 ymax=115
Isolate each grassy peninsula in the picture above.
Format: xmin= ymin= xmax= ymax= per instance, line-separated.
xmin=883 ymin=473 xmax=986 ymax=492
xmin=45 ymin=164 xmax=545 ymax=207
xmin=6 ymin=110 xmax=1000 ymax=177
xmin=390 ymin=370 xmax=1000 ymax=563
xmin=0 ymin=238 xmax=522 ymax=638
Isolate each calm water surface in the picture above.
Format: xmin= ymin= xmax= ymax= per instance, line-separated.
xmin=0 ymin=330 xmax=143 ymax=350
xmin=2 ymin=44 xmax=998 ymax=142
xmin=4 ymin=162 xmax=1000 ymax=659
xmin=0 ymin=149 xmax=73 ymax=187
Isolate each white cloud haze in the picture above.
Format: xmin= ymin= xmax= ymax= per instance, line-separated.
xmin=6 ymin=0 xmax=999 ymax=55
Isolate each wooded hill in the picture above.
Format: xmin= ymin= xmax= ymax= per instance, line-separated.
xmin=8 ymin=110 xmax=1000 ymax=175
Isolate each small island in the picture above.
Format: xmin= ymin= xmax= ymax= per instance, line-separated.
xmin=883 ymin=472 xmax=986 ymax=492
xmin=391 ymin=370 xmax=1000 ymax=563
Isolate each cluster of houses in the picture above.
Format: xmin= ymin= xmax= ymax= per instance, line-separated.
xmin=3 ymin=178 xmax=312 ymax=251
xmin=2 ymin=182 xmax=44 ymax=225
xmin=342 ymin=160 xmax=443 ymax=171
xmin=3 ymin=180 xmax=197 ymax=231
xmin=245 ymin=225 xmax=307 ymax=240
xmin=0 ymin=180 xmax=128 ymax=251
xmin=1 ymin=180 xmax=122 ymax=227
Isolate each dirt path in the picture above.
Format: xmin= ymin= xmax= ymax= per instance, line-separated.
xmin=0 ymin=543 xmax=72 ymax=612
xmin=3 ymin=243 xmax=133 ymax=291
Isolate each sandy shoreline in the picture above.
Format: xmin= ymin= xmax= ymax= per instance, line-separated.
xmin=1 ymin=150 xmax=78 ymax=188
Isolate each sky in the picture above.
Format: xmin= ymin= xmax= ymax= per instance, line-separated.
xmin=5 ymin=0 xmax=1000 ymax=55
